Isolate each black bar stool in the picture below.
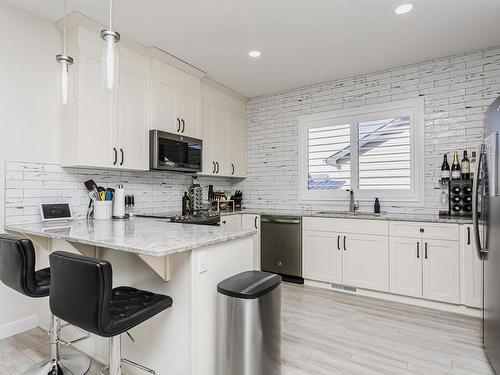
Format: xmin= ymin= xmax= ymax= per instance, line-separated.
xmin=49 ymin=251 xmax=173 ymax=375
xmin=0 ymin=234 xmax=91 ymax=375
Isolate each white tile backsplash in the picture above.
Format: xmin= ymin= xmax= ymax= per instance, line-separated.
xmin=234 ymin=46 xmax=500 ymax=215
xmin=4 ymin=161 xmax=233 ymax=225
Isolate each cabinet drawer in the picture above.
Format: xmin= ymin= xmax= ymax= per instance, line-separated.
xmin=389 ymin=221 xmax=458 ymax=241
xmin=303 ymin=217 xmax=388 ymax=236
xmin=220 ymin=214 xmax=242 ymax=228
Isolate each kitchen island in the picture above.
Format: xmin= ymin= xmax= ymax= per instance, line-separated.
xmin=6 ymin=217 xmax=257 ymax=375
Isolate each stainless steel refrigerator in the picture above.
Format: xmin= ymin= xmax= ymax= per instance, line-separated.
xmin=474 ymin=96 xmax=500 ymax=372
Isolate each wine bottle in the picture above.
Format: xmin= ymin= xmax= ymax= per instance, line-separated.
xmin=470 ymin=151 xmax=477 ymax=180
xmin=441 ymin=154 xmax=450 ymax=181
xmin=451 ymin=152 xmax=461 ymax=180
xmin=461 ymin=150 xmax=470 ymax=180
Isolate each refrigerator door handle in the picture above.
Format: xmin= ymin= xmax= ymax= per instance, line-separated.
xmin=473 ymin=144 xmax=486 ymax=260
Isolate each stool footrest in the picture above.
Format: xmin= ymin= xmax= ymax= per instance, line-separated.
xmin=100 ymin=358 xmax=156 ymax=375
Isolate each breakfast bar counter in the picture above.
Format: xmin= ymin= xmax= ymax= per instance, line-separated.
xmin=6 ymin=217 xmax=257 ymax=375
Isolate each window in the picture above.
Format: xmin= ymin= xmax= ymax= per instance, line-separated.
xmin=299 ymin=98 xmax=424 ymax=204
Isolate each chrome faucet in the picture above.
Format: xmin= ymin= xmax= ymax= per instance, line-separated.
xmin=348 ymin=190 xmax=359 ymax=213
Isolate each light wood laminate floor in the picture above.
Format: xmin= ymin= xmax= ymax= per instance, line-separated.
xmin=0 ymin=282 xmax=493 ymax=374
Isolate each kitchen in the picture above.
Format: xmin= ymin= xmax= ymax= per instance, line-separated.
xmin=0 ymin=1 xmax=500 ymax=375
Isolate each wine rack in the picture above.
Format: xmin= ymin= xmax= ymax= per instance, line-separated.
xmin=448 ymin=180 xmax=473 ymax=217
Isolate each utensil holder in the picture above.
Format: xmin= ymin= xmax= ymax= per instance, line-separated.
xmin=94 ymin=201 xmax=113 ymax=220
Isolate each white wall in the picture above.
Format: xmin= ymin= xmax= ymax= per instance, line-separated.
xmin=0 ymin=2 xmax=60 ymax=328
xmin=236 ymin=46 xmax=500 ymax=215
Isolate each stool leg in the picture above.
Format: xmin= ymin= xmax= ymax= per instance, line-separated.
xmin=109 ymin=335 xmax=122 ymax=375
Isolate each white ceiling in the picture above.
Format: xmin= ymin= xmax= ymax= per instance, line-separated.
xmin=6 ymin=0 xmax=500 ymax=98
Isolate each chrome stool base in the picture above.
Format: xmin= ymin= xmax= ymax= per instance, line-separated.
xmin=22 ymin=353 xmax=91 ymax=375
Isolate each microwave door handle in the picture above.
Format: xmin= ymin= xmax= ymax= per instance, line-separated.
xmin=473 ymin=145 xmax=485 ymax=259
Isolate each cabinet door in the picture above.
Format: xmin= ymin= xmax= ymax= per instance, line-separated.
xmin=220 ymin=214 xmax=241 ymax=228
xmin=150 ymin=59 xmax=182 ymax=133
xmin=211 ymin=103 xmax=229 ymax=175
xmin=422 ymin=239 xmax=460 ymax=304
xmin=303 ymin=230 xmax=342 ymax=284
xmin=242 ymin=214 xmax=260 ymax=270
xmin=180 ymin=89 xmax=201 ymax=138
xmin=201 ymin=100 xmax=215 ymax=174
xmin=389 ymin=237 xmax=422 ymax=298
xmin=117 ymin=48 xmax=148 ymax=170
xmin=342 ymin=234 xmax=389 ymax=292
xmin=228 ymin=110 xmax=245 ymax=177
xmin=463 ymin=225 xmax=483 ymax=308
xmin=78 ymin=43 xmax=116 ymax=168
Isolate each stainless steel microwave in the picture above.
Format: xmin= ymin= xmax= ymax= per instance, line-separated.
xmin=149 ymin=130 xmax=202 ymax=172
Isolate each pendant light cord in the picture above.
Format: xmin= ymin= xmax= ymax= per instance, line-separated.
xmin=63 ymin=0 xmax=67 ymax=55
xmin=109 ymin=0 xmax=113 ymax=31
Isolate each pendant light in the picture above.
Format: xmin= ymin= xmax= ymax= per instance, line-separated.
xmin=56 ymin=0 xmax=73 ymax=105
xmin=101 ymin=0 xmax=120 ymax=90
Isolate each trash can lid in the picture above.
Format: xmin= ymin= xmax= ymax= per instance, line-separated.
xmin=217 ymin=271 xmax=282 ymax=300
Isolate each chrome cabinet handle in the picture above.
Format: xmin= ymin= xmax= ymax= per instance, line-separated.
xmin=417 ymin=242 xmax=420 ymax=258
xmin=120 ymin=148 xmax=124 ymax=166
xmin=177 ymin=118 xmax=181 ymax=132
xmin=181 ymin=119 xmax=185 ymax=133
xmin=113 ymin=148 xmax=117 ymax=165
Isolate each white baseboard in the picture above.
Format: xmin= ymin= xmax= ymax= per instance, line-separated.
xmin=303 ymin=279 xmax=482 ymax=318
xmin=0 ymin=314 xmax=39 ymax=340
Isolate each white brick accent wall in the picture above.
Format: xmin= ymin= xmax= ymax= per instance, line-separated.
xmin=4 ymin=161 xmax=232 ymax=225
xmin=236 ymin=47 xmax=500 ymax=215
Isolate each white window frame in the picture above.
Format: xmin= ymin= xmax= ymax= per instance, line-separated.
xmin=299 ymin=98 xmax=425 ymax=205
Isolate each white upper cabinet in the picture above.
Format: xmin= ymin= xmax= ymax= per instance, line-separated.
xmin=200 ymin=82 xmax=247 ymax=178
xmin=117 ymin=47 xmax=149 ymax=170
xmin=150 ymin=58 xmax=201 ymax=138
xmin=61 ymin=26 xmax=149 ymax=170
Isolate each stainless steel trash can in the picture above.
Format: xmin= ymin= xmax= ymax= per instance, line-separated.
xmin=216 ymin=271 xmax=282 ymax=375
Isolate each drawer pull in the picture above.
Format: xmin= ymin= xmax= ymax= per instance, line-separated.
xmin=420 ymin=228 xmax=424 ymax=233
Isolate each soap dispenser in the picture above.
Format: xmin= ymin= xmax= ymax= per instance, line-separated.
xmin=374 ymin=198 xmax=381 ymax=214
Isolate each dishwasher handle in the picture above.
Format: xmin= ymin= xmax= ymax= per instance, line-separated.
xmin=261 ymin=217 xmax=301 ymax=225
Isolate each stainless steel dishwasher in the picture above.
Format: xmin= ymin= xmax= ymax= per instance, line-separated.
xmin=260 ymin=215 xmax=303 ymax=283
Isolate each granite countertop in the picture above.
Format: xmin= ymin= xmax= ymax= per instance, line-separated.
xmin=222 ymin=209 xmax=473 ymax=224
xmin=5 ymin=217 xmax=256 ymax=257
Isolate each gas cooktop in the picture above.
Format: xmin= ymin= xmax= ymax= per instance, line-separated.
xmin=137 ymin=211 xmax=220 ymax=226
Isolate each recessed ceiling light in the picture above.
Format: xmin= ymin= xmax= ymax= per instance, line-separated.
xmin=248 ymin=50 xmax=261 ymax=58
xmin=394 ymin=3 xmax=414 ymax=15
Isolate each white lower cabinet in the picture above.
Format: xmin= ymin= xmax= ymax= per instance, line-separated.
xmin=241 ymin=214 xmax=261 ymax=270
xmin=343 ymin=233 xmax=389 ymax=292
xmin=389 ymin=234 xmax=460 ymax=304
xmin=220 ymin=214 xmax=242 ymax=229
xmin=303 ymin=231 xmax=342 ymax=284
xmin=422 ymin=239 xmax=460 ymax=304
xmin=462 ymin=224 xmax=483 ymax=308
xmin=389 ymin=237 xmax=422 ymax=298
xmin=302 ymin=218 xmax=389 ymax=292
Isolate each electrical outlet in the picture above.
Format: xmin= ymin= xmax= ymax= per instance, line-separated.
xmin=198 ymin=251 xmax=208 ymax=273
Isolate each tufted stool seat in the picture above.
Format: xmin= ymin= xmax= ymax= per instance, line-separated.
xmin=0 ymin=234 xmax=91 ymax=375
xmin=49 ymin=251 xmax=173 ymax=375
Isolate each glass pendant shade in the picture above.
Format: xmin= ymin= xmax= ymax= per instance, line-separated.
xmin=56 ymin=55 xmax=73 ymax=105
xmin=101 ymin=30 xmax=120 ymax=90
